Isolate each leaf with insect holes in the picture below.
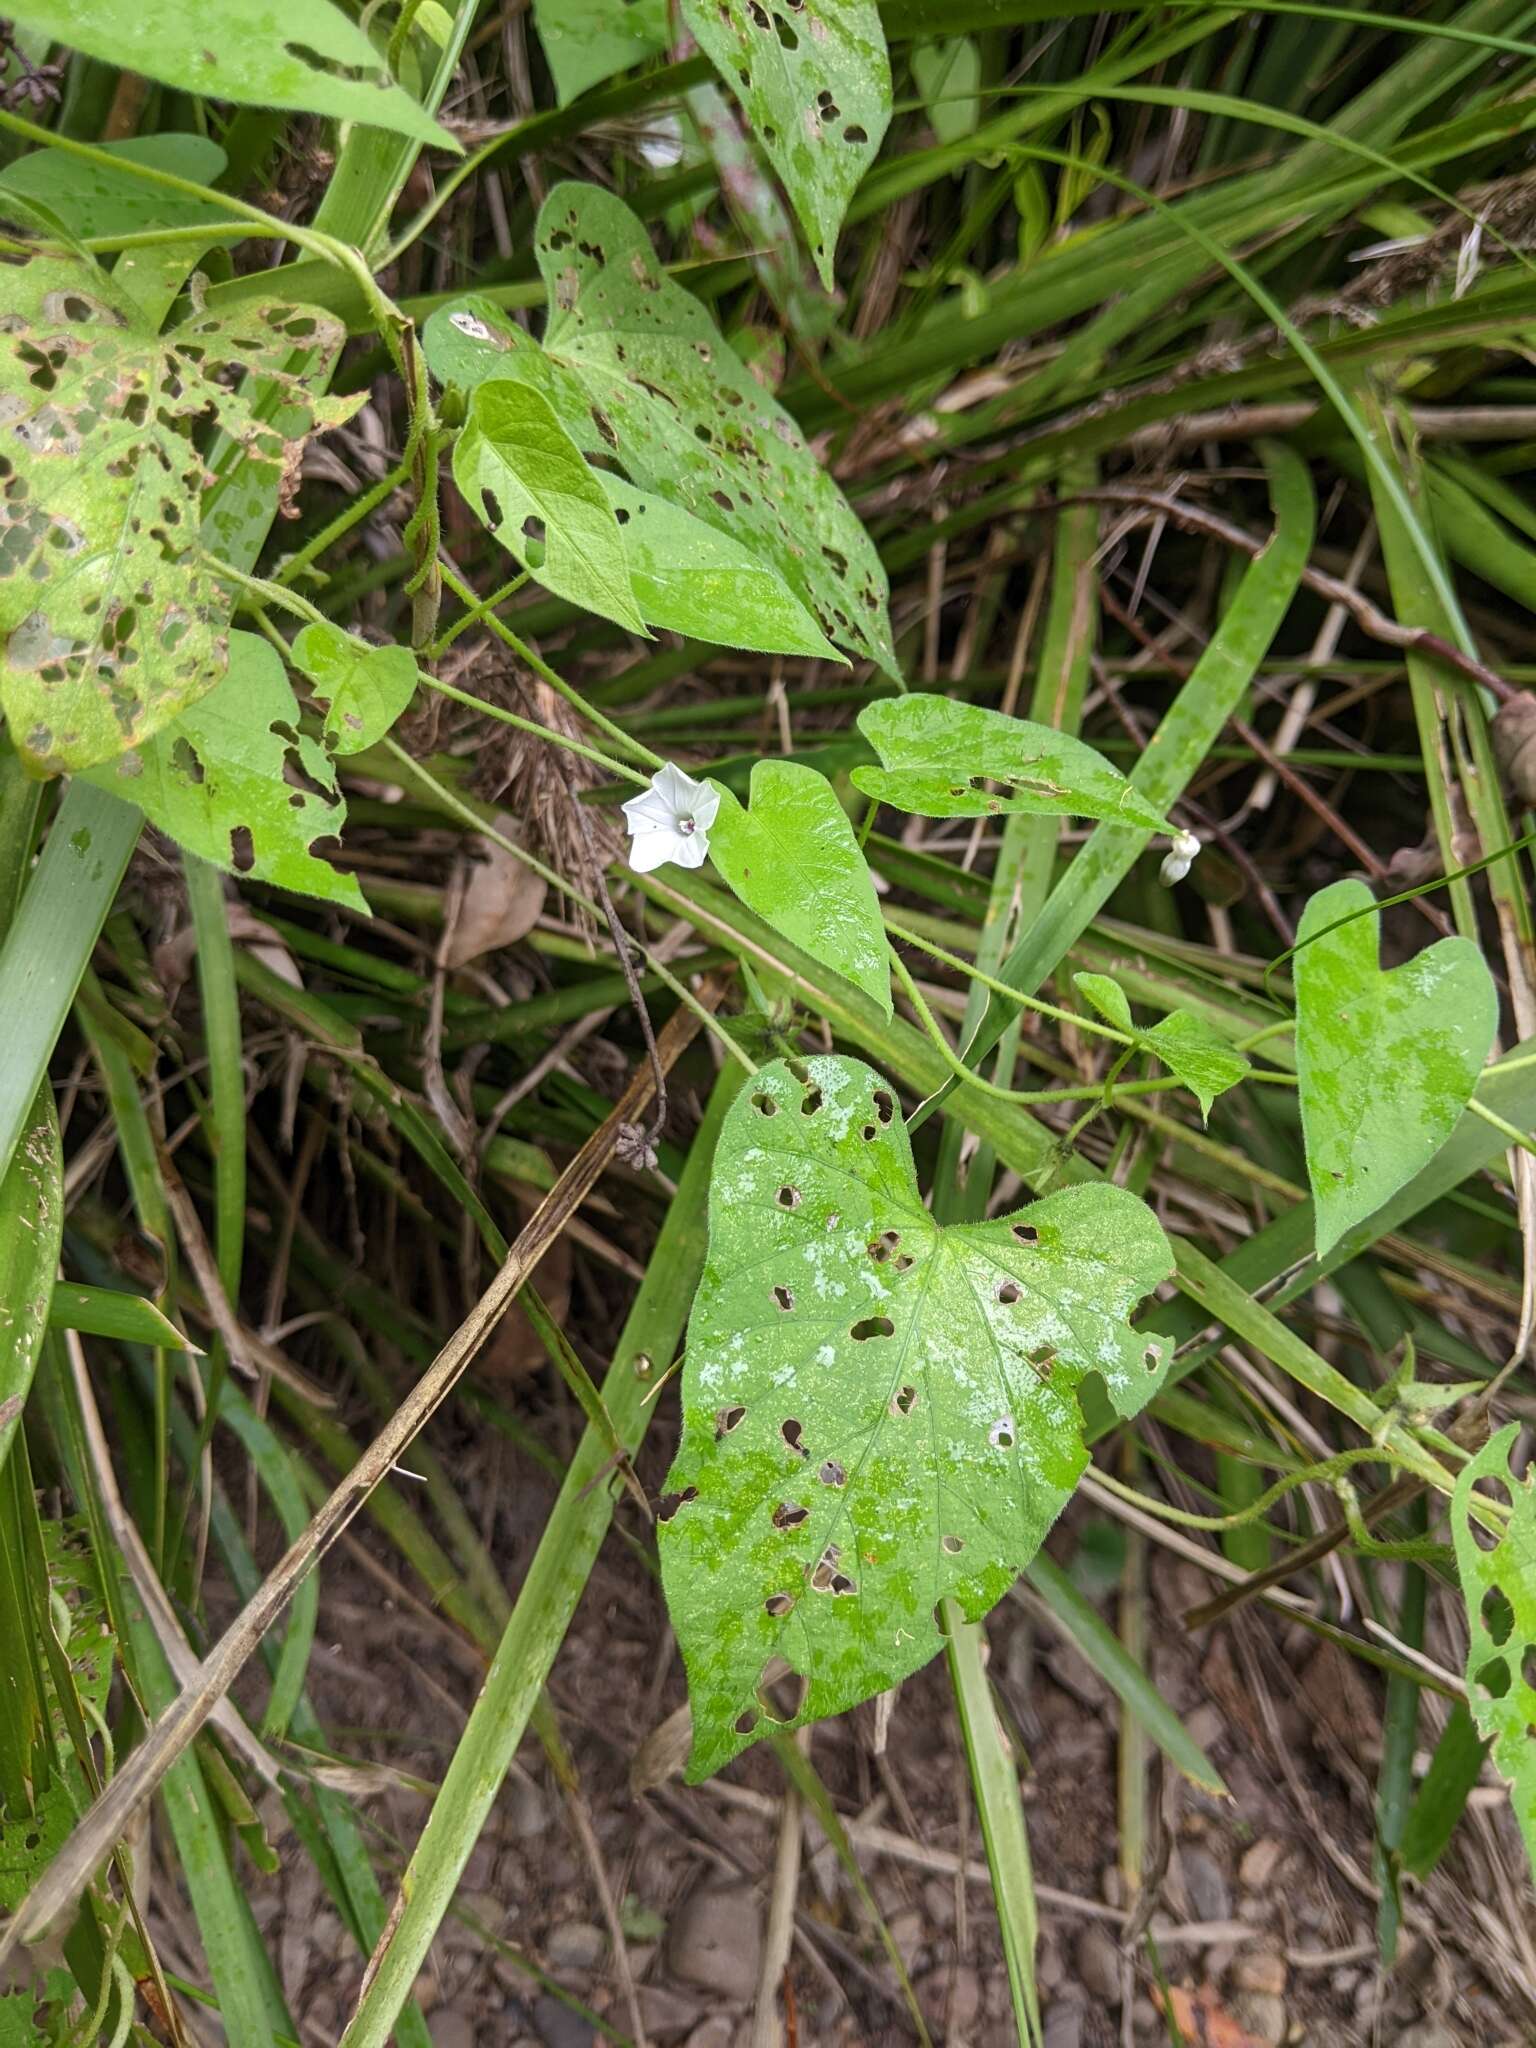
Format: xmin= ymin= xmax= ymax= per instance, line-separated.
xmin=708 ymin=763 xmax=891 ymax=1017
xmin=1295 ymin=879 xmax=1497 ymax=1257
xmin=853 ymin=696 xmax=1172 ymax=829
xmin=1073 ymin=972 xmax=1250 ymax=1122
xmin=425 ymin=192 xmax=894 ymax=671
xmin=0 ymin=245 xmax=357 ymax=774
xmin=1451 ymin=1423 xmax=1536 ymax=1878
xmin=657 ymin=1052 xmax=1172 ymax=1777
xmin=600 ymin=480 xmax=837 ymax=658
xmin=290 ymin=622 xmax=420 ymax=755
xmin=81 ymin=631 xmax=365 ymax=909
xmin=532 ymin=0 xmax=669 ymax=103
xmin=678 ymin=0 xmax=890 ymax=289
xmin=427 ymin=304 xmax=839 ymax=657
xmin=5 ymin=0 xmax=455 ymax=146
xmin=454 ymin=378 xmax=646 ymax=634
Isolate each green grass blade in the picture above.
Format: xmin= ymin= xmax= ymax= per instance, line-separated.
xmin=1025 ymin=1556 xmax=1228 ymax=1796
xmin=0 ymin=783 xmax=140 ymax=1189
xmin=339 ymin=1065 xmax=743 ymax=2048
xmin=911 ymin=438 xmax=1315 ymax=1125
xmin=946 ymin=1607 xmax=1042 ymax=2047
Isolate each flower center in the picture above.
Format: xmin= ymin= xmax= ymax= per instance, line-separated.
xmin=677 ymin=814 xmax=696 ymax=835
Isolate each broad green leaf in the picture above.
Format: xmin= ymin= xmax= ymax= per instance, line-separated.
xmin=1142 ymin=1010 xmax=1250 ymax=1122
xmin=0 ymin=247 xmax=356 ymax=773
xmin=0 ymin=134 xmax=227 ymax=239
xmin=81 ymin=632 xmax=365 ymax=909
xmin=0 ymin=1086 xmax=61 ymax=1477
xmin=533 ymin=184 xmax=897 ymax=673
xmin=533 ymin=0 xmax=668 ymax=104
xmin=48 ymin=1283 xmax=196 ymax=1351
xmin=1073 ymin=970 xmax=1133 ymax=1035
xmin=0 ymin=136 xmax=234 ymax=323
xmin=453 ymin=379 xmax=646 ymax=635
xmin=678 ymin=0 xmax=891 ymax=288
xmin=1072 ymin=971 xmax=1249 ymax=1121
xmin=1451 ymin=1424 xmax=1536 ymax=1878
xmin=291 ymin=622 xmax=420 ymax=754
xmin=601 ymin=480 xmax=837 ymax=658
xmin=854 ymin=696 xmax=1172 ymax=829
xmin=657 ymin=1052 xmax=1172 ymax=1776
xmin=911 ymin=37 xmax=981 ymax=144
xmin=5 ymin=0 xmax=455 ymax=146
xmin=1295 ymin=879 xmax=1497 ymax=1257
xmin=707 ymin=763 xmax=891 ymax=1017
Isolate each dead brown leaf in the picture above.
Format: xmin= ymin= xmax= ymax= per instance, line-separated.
xmin=1154 ymin=1981 xmax=1268 ymax=2048
xmin=442 ymin=813 xmax=547 ymax=970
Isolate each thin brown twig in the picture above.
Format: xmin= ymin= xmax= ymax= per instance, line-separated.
xmin=1067 ymin=485 xmax=1518 ymax=702
xmin=0 ymin=988 xmax=720 ymax=1961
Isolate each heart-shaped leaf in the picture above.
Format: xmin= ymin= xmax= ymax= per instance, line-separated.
xmin=1073 ymin=972 xmax=1250 ymax=1122
xmin=1295 ymin=879 xmax=1497 ymax=1256
xmin=601 ymin=481 xmax=837 ymax=659
xmin=657 ymin=1053 xmax=1172 ymax=1777
xmin=853 ymin=696 xmax=1172 ymax=829
xmin=0 ymin=246 xmax=355 ymax=773
xmin=291 ymin=622 xmax=420 ymax=755
xmin=707 ymin=763 xmax=891 ymax=1017
xmin=532 ymin=0 xmax=669 ymax=103
xmin=1451 ymin=1423 xmax=1536 ymax=1878
xmin=426 ymin=257 xmax=892 ymax=669
xmin=454 ymin=379 xmax=646 ymax=634
xmin=82 ymin=632 xmax=365 ymax=909
xmin=679 ymin=0 xmax=890 ymax=288
xmin=534 ymin=186 xmax=896 ymax=672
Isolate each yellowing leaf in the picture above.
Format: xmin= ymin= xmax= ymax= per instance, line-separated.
xmin=0 ymin=247 xmax=356 ymax=772
xmin=81 ymin=632 xmax=364 ymax=909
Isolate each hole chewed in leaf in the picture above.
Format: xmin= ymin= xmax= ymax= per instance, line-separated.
xmin=764 ymin=1591 xmax=796 ymax=1618
xmin=872 ymin=1088 xmax=895 ymax=1124
xmin=653 ymin=1050 xmax=1175 ymax=1777
xmin=658 ymin=1486 xmax=697 ymax=1522
xmin=772 ymin=1284 xmax=795 ymax=1312
xmin=714 ymin=1404 xmax=746 ymax=1439
xmin=941 ymin=1533 xmax=964 ymax=1555
xmin=1478 ymin=1657 xmax=1512 ymax=1699
xmin=850 ymin=1316 xmax=894 ymax=1342
xmin=752 ymin=1091 xmax=778 ymax=1116
xmin=775 ymin=1184 xmax=801 ymax=1210
xmin=1012 ymin=1222 xmax=1039 ymax=1246
xmin=996 ymin=1280 xmax=1021 ymax=1305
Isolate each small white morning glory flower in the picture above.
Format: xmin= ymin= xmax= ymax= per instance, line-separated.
xmin=1159 ymin=829 xmax=1202 ymax=887
xmin=622 ymin=762 xmax=720 ymax=874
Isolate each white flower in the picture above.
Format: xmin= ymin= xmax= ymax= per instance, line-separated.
xmin=622 ymin=762 xmax=720 ymax=874
xmin=1159 ymin=829 xmax=1202 ymax=887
